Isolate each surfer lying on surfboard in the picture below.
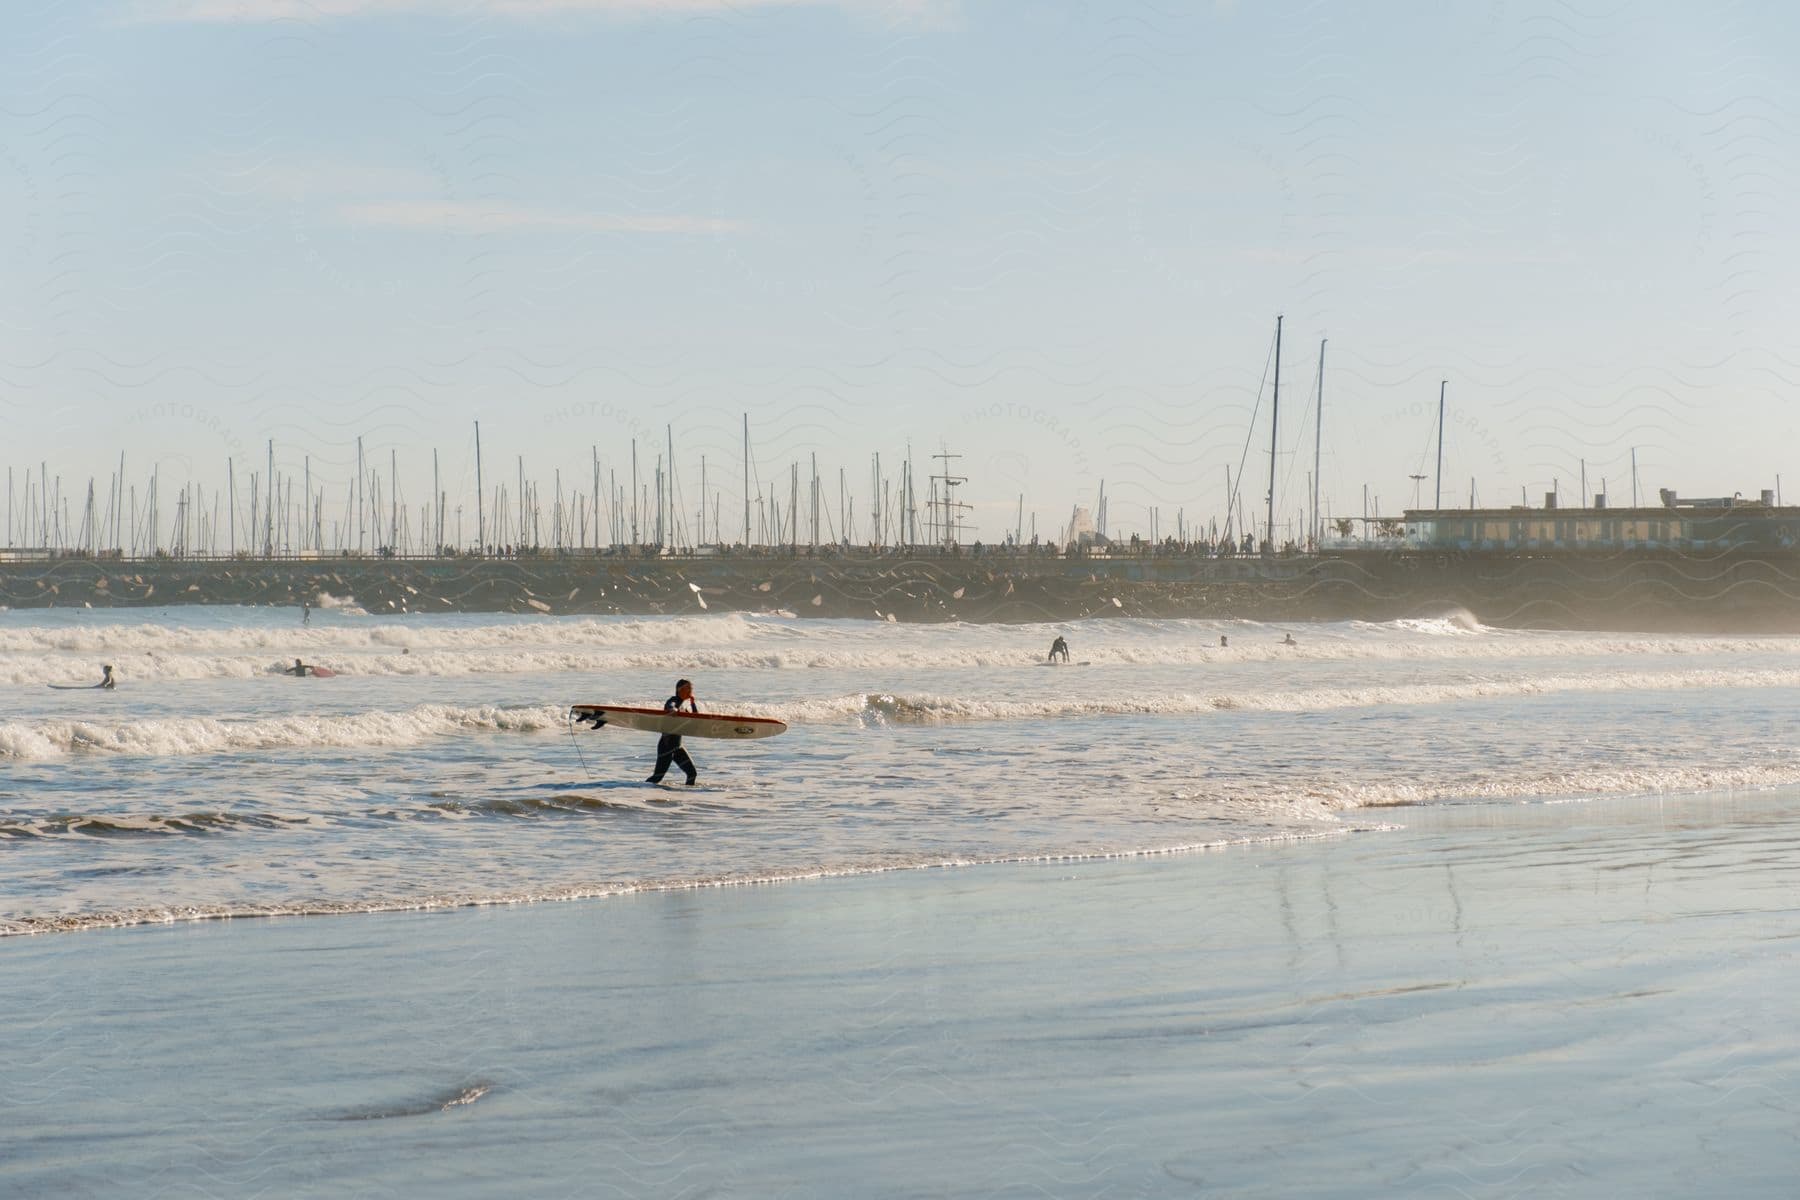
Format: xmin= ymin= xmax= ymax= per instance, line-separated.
xmin=647 ymin=678 xmax=700 ymax=786
xmin=48 ymin=664 xmax=115 ymax=690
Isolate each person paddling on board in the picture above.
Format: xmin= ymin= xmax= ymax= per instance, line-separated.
xmin=1281 ymin=633 xmax=1297 ymax=647
xmin=646 ymin=678 xmax=699 ymax=786
xmin=1048 ymin=635 xmax=1070 ymax=663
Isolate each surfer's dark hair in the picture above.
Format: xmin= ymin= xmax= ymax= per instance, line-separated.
xmin=676 ymin=678 xmax=692 ymax=689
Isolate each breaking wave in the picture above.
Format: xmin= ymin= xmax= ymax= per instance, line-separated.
xmin=0 ymin=703 xmax=568 ymax=760
xmin=768 ymin=667 xmax=1800 ymax=725
xmin=7 ymin=665 xmax=1799 ymax=760
xmin=0 ymin=612 xmax=762 ymax=658
xmin=6 ymin=611 xmax=1800 ymax=684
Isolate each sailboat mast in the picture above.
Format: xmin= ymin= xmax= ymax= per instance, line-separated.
xmin=474 ymin=421 xmax=484 ymax=552
xmin=1313 ymin=338 xmax=1325 ymax=548
xmin=1266 ymin=314 xmax=1282 ymax=550
xmin=1435 ymin=380 xmax=1446 ymax=509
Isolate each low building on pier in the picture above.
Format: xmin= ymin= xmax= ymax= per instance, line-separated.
xmin=1403 ymin=489 xmax=1800 ymax=553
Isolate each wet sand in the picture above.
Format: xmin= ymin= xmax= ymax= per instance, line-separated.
xmin=6 ymin=788 xmax=1799 ymax=1197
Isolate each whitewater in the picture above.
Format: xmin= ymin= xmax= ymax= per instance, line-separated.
xmin=5 ymin=605 xmax=1799 ymax=934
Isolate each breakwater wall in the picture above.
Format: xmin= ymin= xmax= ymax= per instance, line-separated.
xmin=0 ymin=553 xmax=1308 ymax=622
xmin=4 ymin=549 xmax=1799 ymax=631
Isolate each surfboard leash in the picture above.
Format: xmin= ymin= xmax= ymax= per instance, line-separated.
xmin=566 ymin=709 xmax=597 ymax=782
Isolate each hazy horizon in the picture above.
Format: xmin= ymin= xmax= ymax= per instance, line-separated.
xmin=5 ymin=0 xmax=1797 ymax=547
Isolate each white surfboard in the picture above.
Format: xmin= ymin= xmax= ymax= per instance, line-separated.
xmin=571 ymin=704 xmax=788 ymax=740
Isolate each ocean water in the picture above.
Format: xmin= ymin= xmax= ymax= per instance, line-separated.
xmin=6 ymin=604 xmax=1800 ymax=934
xmin=8 ymin=791 xmax=1800 ymax=1197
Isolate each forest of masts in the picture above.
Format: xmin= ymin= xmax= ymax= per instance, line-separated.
xmin=8 ymin=320 xmax=1524 ymax=563
xmin=6 ymin=419 xmax=1034 ymax=560
xmin=6 ymin=400 xmax=1363 ymax=561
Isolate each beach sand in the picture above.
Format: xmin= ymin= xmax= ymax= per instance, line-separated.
xmin=6 ymin=789 xmax=1800 ymax=1197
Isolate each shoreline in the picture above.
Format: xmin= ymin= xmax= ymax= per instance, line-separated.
xmin=0 ymin=826 xmax=1361 ymax=939
xmin=12 ymin=763 xmax=1800 ymax=941
xmin=8 ymin=784 xmax=1799 ymax=1195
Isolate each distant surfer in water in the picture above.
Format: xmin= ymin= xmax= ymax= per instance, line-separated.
xmin=1048 ymin=635 xmax=1070 ymax=663
xmin=286 ymin=658 xmax=315 ymax=677
xmin=46 ymin=664 xmax=117 ymax=691
xmin=302 ymin=601 xmax=310 ymax=626
xmin=1281 ymin=633 xmax=1297 ymax=647
xmin=1219 ymin=635 xmax=1229 ymax=648
xmin=647 ymin=678 xmax=699 ymax=786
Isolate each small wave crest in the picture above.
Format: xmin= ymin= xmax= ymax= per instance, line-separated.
xmin=0 ymin=612 xmax=762 ymax=658
xmin=312 ymin=592 xmax=367 ymax=615
xmin=3 ymin=791 xmax=677 ymax=840
xmin=0 ymin=703 xmax=569 ymax=761
xmin=1379 ymin=608 xmax=1484 ymax=635
xmin=1172 ymin=760 xmax=1800 ymax=812
xmin=755 ymin=667 xmax=1800 ymax=726
xmin=5 ymin=613 xmax=1800 ymax=684
xmin=0 ymin=811 xmax=326 ymax=839
xmin=0 ymin=829 xmax=1354 ymax=937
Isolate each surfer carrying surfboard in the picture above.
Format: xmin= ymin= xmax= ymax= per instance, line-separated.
xmin=646 ymin=678 xmax=700 ymax=786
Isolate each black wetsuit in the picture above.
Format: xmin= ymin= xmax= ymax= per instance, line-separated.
xmin=648 ymin=694 xmax=698 ymax=784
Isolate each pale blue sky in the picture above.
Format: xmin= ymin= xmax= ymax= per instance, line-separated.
xmin=4 ymin=0 xmax=1798 ymax=547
